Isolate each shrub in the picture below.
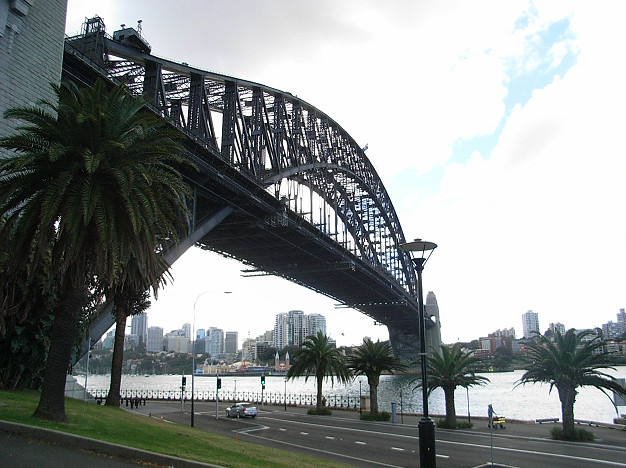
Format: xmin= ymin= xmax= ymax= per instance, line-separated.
xmin=550 ymin=427 xmax=595 ymax=442
xmin=307 ymin=408 xmax=332 ymax=416
xmin=360 ymin=411 xmax=391 ymax=422
xmin=435 ymin=418 xmax=473 ymax=429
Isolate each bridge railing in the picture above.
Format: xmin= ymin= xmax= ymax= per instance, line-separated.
xmin=90 ymin=389 xmax=361 ymax=409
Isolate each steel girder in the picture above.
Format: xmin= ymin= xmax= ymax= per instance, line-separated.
xmin=64 ymin=26 xmax=431 ymax=361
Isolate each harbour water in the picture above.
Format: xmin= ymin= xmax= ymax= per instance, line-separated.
xmin=80 ymin=366 xmax=626 ymax=424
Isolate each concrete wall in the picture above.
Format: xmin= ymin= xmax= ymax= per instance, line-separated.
xmin=0 ymin=0 xmax=68 ymax=140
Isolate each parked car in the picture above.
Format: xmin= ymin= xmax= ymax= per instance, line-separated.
xmin=226 ymin=402 xmax=258 ymax=418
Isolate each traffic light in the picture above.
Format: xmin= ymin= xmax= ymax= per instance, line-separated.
xmin=217 ymin=378 xmax=222 ymax=390
xmin=182 ymin=376 xmax=187 ymax=386
xmin=261 ymin=374 xmax=265 ymax=389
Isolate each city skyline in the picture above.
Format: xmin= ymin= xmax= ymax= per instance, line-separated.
xmin=66 ymin=1 xmax=626 ymax=346
xmin=122 ymin=305 xmax=626 ymax=352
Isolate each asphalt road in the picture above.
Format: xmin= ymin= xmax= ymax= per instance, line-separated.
xmin=2 ymin=400 xmax=625 ymax=467
xmin=144 ymin=401 xmax=626 ymax=467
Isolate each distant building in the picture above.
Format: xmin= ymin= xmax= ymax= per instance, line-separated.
xmin=274 ymin=310 xmax=327 ymax=349
xmin=602 ymin=321 xmax=621 ymax=340
xmin=146 ymin=326 xmax=164 ymax=353
xmin=166 ymin=334 xmax=189 ymax=353
xmin=182 ymin=323 xmax=192 ymax=339
xmin=165 ymin=329 xmax=188 ymax=353
xmin=206 ymin=327 xmax=224 ymax=357
xmin=306 ymin=314 xmax=327 ymax=337
xmin=131 ymin=313 xmax=147 ymax=345
xmin=124 ymin=334 xmax=139 ymax=350
xmin=492 ymin=328 xmax=516 ymax=339
xmin=522 ymin=310 xmax=540 ymax=338
xmin=617 ymin=309 xmax=626 ymax=336
xmin=241 ymin=337 xmax=255 ymax=363
xmin=224 ymin=331 xmax=238 ymax=355
xmin=102 ymin=330 xmax=115 ymax=349
xmin=546 ymin=322 xmax=566 ymax=340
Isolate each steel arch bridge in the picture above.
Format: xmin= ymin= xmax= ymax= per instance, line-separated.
xmin=65 ymin=18 xmax=439 ymax=361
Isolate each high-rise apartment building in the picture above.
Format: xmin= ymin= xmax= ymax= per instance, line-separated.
xmin=274 ymin=310 xmax=324 ymax=349
xmin=206 ymin=327 xmax=224 ymax=357
xmin=224 ymin=331 xmax=238 ymax=355
xmin=146 ymin=326 xmax=164 ymax=353
xmin=602 ymin=321 xmax=621 ymax=339
xmin=288 ymin=310 xmax=304 ymax=347
xmin=617 ymin=308 xmax=626 ymax=336
xmin=182 ymin=323 xmax=192 ymax=339
xmin=131 ymin=313 xmax=148 ymax=345
xmin=522 ymin=310 xmax=540 ymax=338
xmin=307 ymin=314 xmax=327 ymax=337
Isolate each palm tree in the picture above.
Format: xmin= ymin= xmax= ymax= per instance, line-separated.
xmin=105 ymin=250 xmax=171 ymax=407
xmin=348 ymin=338 xmax=407 ymax=413
xmin=417 ymin=344 xmax=489 ymax=428
xmin=517 ymin=329 xmax=626 ymax=439
xmin=0 ymin=79 xmax=191 ymax=421
xmin=287 ymin=331 xmax=352 ymax=412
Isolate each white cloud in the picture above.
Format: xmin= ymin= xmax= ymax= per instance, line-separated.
xmin=413 ymin=2 xmax=626 ymax=341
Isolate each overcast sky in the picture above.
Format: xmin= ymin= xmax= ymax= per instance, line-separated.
xmin=66 ymin=1 xmax=626 ymax=347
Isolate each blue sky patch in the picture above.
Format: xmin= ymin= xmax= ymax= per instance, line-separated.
xmin=449 ymin=16 xmax=578 ymax=168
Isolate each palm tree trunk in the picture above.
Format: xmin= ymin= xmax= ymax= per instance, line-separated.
xmin=444 ymin=387 xmax=457 ymax=427
xmin=316 ymin=373 xmax=324 ymax=412
xmin=33 ymin=285 xmax=83 ymax=422
xmin=370 ymin=383 xmax=378 ymax=413
xmin=558 ymin=385 xmax=577 ymax=436
xmin=105 ymin=301 xmax=127 ymax=406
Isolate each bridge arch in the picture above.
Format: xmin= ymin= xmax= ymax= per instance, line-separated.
xmin=65 ymin=19 xmax=441 ymax=361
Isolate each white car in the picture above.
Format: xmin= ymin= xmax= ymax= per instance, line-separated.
xmin=226 ymin=402 xmax=258 ymax=418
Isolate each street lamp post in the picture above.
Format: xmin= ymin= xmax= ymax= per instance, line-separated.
xmin=192 ymin=290 xmax=232 ymax=427
xmin=400 ymin=238 xmax=437 ymax=468
xmin=191 ymin=313 xmax=196 ymax=427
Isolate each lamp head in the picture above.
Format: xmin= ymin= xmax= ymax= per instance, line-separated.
xmin=399 ymin=238 xmax=437 ymax=269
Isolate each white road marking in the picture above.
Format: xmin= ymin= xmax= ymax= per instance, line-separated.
xmin=300 ymin=431 xmax=308 ymax=435
xmin=391 ymin=447 xmax=404 ymax=451
xmin=240 ymin=431 xmax=406 ymax=468
xmin=325 ymin=436 xmax=335 ymax=440
xmin=355 ymin=441 xmax=366 ymax=445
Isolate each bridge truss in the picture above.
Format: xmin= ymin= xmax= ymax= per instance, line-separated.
xmin=64 ymin=18 xmax=439 ymax=361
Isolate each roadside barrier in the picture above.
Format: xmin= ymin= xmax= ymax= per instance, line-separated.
xmin=90 ymin=389 xmax=361 ymax=409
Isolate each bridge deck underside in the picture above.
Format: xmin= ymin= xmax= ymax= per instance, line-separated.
xmin=61 ymin=38 xmax=423 ymax=354
xmin=186 ymin=144 xmax=419 ymax=336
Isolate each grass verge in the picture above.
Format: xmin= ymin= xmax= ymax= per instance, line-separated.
xmin=0 ymin=390 xmax=350 ymax=468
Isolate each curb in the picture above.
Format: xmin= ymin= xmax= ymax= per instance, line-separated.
xmin=0 ymin=420 xmax=224 ymax=468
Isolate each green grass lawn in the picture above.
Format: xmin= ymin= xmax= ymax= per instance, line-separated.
xmin=0 ymin=390 xmax=350 ymax=468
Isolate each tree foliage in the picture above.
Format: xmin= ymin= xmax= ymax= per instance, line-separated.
xmin=0 ymin=79 xmax=191 ymax=421
xmin=348 ymin=339 xmax=406 ymax=413
xmin=287 ymin=332 xmax=352 ymax=412
xmin=517 ymin=329 xmax=626 ymax=439
xmin=417 ymin=344 xmax=489 ymax=427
